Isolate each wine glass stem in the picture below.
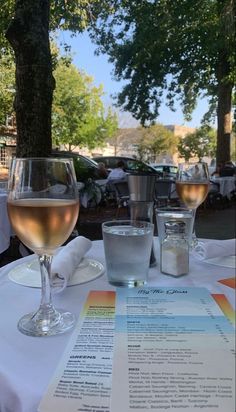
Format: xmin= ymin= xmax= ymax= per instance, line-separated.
xmin=190 ymin=208 xmax=198 ymax=248
xmin=38 ymin=254 xmax=53 ymax=310
xmin=191 ymin=208 xmax=196 ymax=232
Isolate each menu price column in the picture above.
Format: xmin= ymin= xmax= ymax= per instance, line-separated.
xmin=111 ymin=287 xmax=235 ymax=412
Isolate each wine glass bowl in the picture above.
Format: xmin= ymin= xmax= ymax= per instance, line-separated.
xmin=176 ymin=162 xmax=210 ymax=246
xmin=176 ymin=163 xmax=209 ymax=209
xmin=7 ymin=158 xmax=80 ymax=337
xmin=8 ymin=198 xmax=79 ymax=256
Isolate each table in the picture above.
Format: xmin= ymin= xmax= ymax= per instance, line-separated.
xmin=0 ymin=192 xmax=11 ymax=254
xmin=211 ymin=176 xmax=236 ymax=199
xmin=0 ymin=239 xmax=235 ymax=412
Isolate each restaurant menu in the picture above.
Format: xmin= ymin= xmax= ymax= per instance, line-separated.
xmin=39 ymin=290 xmax=116 ymax=412
xmin=111 ymin=287 xmax=235 ymax=412
xmin=39 ymin=288 xmax=235 ymax=412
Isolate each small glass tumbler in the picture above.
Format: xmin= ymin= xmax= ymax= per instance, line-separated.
xmin=102 ymin=220 xmax=154 ymax=287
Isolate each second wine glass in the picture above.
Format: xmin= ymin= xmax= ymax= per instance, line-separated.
xmin=175 ymin=162 xmax=209 ymax=246
xmin=7 ymin=157 xmax=80 ymax=337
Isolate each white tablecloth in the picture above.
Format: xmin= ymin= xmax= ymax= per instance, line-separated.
xmin=0 ymin=239 xmax=235 ymax=412
xmin=0 ymin=193 xmax=11 ymax=254
xmin=211 ymin=176 xmax=236 ymax=198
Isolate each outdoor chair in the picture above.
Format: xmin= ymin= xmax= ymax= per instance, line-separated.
xmin=154 ymin=179 xmax=173 ymax=207
xmin=0 ymin=181 xmax=8 ymax=192
xmin=112 ymin=180 xmax=130 ymax=218
xmin=206 ymin=180 xmax=227 ymax=209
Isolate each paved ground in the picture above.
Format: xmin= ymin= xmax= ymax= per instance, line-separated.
xmin=78 ymin=201 xmax=236 ymax=240
xmin=1 ymin=200 xmax=235 ymax=268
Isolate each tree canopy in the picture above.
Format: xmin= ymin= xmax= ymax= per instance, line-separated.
xmin=52 ymin=60 xmax=118 ymax=151
xmin=0 ymin=52 xmax=118 ymax=151
xmin=137 ymin=124 xmax=178 ymax=162
xmin=178 ymin=126 xmax=217 ymax=162
xmin=89 ymin=0 xmax=236 ymax=163
xmin=1 ymin=1 xmax=235 ymax=160
xmin=0 ymin=0 xmax=110 ymax=156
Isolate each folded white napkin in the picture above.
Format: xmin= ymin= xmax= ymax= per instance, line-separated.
xmin=51 ymin=236 xmax=92 ymax=292
xmin=192 ymin=239 xmax=235 ymax=260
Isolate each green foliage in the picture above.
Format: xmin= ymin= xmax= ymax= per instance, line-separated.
xmin=137 ymin=124 xmax=178 ymax=162
xmin=230 ymin=133 xmax=236 ymax=161
xmin=0 ymin=1 xmax=14 ymax=56
xmin=178 ymin=126 xmax=217 ymax=161
xmin=0 ymin=52 xmax=15 ymax=125
xmin=0 ymin=0 xmax=111 ymax=54
xmin=52 ymin=60 xmax=118 ymax=150
xmin=1 ymin=0 xmax=234 ymax=162
xmin=89 ymin=0 xmax=235 ymax=124
xmin=0 ymin=50 xmax=118 ymax=148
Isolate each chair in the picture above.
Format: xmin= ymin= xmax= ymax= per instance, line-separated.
xmin=0 ymin=181 xmax=8 ymax=192
xmin=206 ymin=180 xmax=227 ymax=209
xmin=154 ymin=179 xmax=173 ymax=207
xmin=112 ymin=180 xmax=130 ymax=218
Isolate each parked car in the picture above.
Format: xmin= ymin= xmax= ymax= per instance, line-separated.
xmin=52 ymin=150 xmax=101 ymax=182
xmin=93 ymin=156 xmax=160 ymax=175
xmin=149 ymin=163 xmax=178 ymax=179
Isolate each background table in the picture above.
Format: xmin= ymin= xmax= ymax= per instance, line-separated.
xmin=0 ymin=192 xmax=11 ymax=254
xmin=211 ymin=176 xmax=236 ymax=199
xmin=0 ymin=239 xmax=235 ymax=412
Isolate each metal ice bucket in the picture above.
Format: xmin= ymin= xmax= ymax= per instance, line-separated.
xmin=127 ymin=174 xmax=156 ymax=202
xmin=128 ymin=173 xmax=157 ymax=266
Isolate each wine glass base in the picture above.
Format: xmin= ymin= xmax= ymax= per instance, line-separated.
xmin=190 ymin=233 xmax=198 ymax=250
xmin=17 ymin=309 xmax=75 ymax=337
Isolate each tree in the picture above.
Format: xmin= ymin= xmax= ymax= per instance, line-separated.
xmin=178 ymin=126 xmax=217 ymax=162
xmin=137 ymin=124 xmax=178 ymax=162
xmin=0 ymin=0 xmax=109 ymax=156
xmin=89 ymin=0 xmax=236 ymax=164
xmin=52 ymin=61 xmax=118 ymax=151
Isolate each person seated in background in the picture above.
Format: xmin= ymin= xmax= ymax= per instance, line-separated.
xmin=211 ymin=163 xmax=223 ymax=177
xmin=192 ymin=164 xmax=202 ymax=179
xmin=97 ymin=162 xmax=108 ymax=179
xmin=219 ymin=161 xmax=236 ymax=177
xmin=107 ymin=160 xmax=127 ymax=182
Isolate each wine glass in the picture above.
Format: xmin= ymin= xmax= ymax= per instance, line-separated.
xmin=7 ymin=158 xmax=80 ymax=337
xmin=175 ymin=162 xmax=209 ymax=246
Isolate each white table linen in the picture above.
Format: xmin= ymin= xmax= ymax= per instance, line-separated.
xmin=192 ymin=238 xmax=235 ymax=260
xmin=0 ymin=239 xmax=235 ymax=412
xmin=211 ymin=176 xmax=236 ymax=198
xmin=0 ymin=193 xmax=11 ymax=254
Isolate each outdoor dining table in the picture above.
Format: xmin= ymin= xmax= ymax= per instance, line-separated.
xmin=211 ymin=176 xmax=236 ymax=199
xmin=0 ymin=238 xmax=235 ymax=412
xmin=0 ymin=192 xmax=12 ymax=254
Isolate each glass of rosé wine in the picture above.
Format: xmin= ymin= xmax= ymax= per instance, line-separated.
xmin=176 ymin=162 xmax=209 ymax=247
xmin=7 ymin=158 xmax=80 ymax=337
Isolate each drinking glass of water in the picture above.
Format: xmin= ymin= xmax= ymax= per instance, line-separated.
xmin=7 ymin=158 xmax=80 ymax=336
xmin=102 ymin=220 xmax=154 ymax=287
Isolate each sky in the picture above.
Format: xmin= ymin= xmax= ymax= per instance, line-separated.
xmin=58 ymin=31 xmax=214 ymax=129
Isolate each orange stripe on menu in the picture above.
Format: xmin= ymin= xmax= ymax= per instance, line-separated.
xmin=212 ymin=294 xmax=235 ymax=326
xmin=218 ymin=277 xmax=236 ymax=290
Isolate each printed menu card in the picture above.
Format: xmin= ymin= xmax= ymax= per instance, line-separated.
xmin=39 ymin=290 xmax=115 ymax=412
xmin=111 ymin=287 xmax=235 ymax=411
xmin=39 ymin=288 xmax=235 ymax=412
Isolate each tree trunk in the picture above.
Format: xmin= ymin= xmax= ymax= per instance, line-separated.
xmin=5 ymin=0 xmax=54 ymax=157
xmin=216 ymin=73 xmax=233 ymax=165
xmin=216 ymin=0 xmax=234 ymax=165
